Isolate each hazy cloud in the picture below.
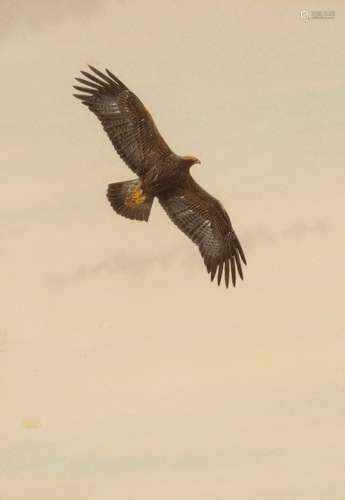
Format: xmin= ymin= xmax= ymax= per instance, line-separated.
xmin=242 ymin=227 xmax=277 ymax=251
xmin=0 ymin=331 xmax=6 ymax=353
xmin=280 ymin=220 xmax=328 ymax=240
xmin=0 ymin=0 xmax=116 ymax=42
xmin=243 ymin=219 xmax=329 ymax=251
xmin=48 ymin=248 xmax=180 ymax=286
xmin=49 ymin=220 xmax=329 ymax=286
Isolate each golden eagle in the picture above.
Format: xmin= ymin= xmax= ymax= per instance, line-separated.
xmin=73 ymin=66 xmax=246 ymax=288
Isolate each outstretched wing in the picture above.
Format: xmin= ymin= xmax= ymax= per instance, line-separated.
xmin=159 ymin=177 xmax=246 ymax=288
xmin=73 ymin=66 xmax=172 ymax=176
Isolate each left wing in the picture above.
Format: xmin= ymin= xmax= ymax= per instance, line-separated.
xmin=73 ymin=66 xmax=172 ymax=176
xmin=159 ymin=176 xmax=246 ymax=288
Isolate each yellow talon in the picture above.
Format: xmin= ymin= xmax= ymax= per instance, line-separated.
xmin=126 ymin=189 xmax=146 ymax=206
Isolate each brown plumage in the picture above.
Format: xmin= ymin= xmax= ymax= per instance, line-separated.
xmin=73 ymin=66 xmax=246 ymax=288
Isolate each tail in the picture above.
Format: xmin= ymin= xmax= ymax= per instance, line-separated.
xmin=106 ymin=179 xmax=154 ymax=222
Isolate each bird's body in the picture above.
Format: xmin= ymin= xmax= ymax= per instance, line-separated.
xmin=142 ymin=154 xmax=191 ymax=196
xmin=74 ymin=66 xmax=246 ymax=288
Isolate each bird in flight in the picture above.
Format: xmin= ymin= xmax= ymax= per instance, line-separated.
xmin=73 ymin=66 xmax=246 ymax=288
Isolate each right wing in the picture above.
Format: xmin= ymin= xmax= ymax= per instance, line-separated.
xmin=159 ymin=177 xmax=246 ymax=288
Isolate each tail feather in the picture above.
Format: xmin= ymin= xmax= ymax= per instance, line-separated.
xmin=107 ymin=179 xmax=154 ymax=222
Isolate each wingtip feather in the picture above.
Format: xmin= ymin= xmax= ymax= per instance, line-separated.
xmin=217 ymin=261 xmax=224 ymax=286
xmin=224 ymin=259 xmax=230 ymax=288
xmin=230 ymin=254 xmax=236 ymax=287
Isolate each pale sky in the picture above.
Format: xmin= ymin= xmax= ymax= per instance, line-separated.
xmin=1 ymin=1 xmax=345 ymax=499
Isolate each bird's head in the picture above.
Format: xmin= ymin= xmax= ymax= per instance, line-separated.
xmin=181 ymin=155 xmax=201 ymax=168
